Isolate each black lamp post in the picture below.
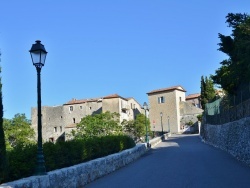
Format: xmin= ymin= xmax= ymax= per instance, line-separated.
xmin=143 ymin=102 xmax=149 ymax=148
xmin=160 ymin=112 xmax=163 ymax=135
xmin=30 ymin=40 xmax=47 ymax=175
xmin=168 ymin=116 xmax=170 ymax=133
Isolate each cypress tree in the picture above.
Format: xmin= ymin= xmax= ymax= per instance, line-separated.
xmin=200 ymin=76 xmax=216 ymax=110
xmin=0 ymin=51 xmax=7 ymax=183
xmin=205 ymin=77 xmax=216 ymax=102
xmin=200 ymin=76 xmax=206 ymax=110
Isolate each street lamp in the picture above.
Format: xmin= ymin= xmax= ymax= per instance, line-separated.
xmin=168 ymin=116 xmax=170 ymax=133
xmin=143 ymin=102 xmax=149 ymax=148
xmin=160 ymin=112 xmax=163 ymax=135
xmin=30 ymin=40 xmax=47 ymax=175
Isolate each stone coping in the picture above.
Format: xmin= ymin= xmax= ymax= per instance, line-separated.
xmin=1 ymin=134 xmax=168 ymax=188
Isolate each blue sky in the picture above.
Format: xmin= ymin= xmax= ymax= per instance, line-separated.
xmin=0 ymin=1 xmax=249 ymax=119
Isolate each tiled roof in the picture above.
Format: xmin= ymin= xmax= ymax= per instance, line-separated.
xmin=103 ymin=94 xmax=128 ymax=101
xmin=186 ymin=93 xmax=201 ymax=100
xmin=64 ymin=98 xmax=99 ymax=105
xmin=147 ymin=85 xmax=186 ymax=94
xmin=64 ymin=93 xmax=128 ymax=105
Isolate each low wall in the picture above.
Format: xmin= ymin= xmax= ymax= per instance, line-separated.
xmin=1 ymin=135 xmax=169 ymax=188
xmin=1 ymin=144 xmax=147 ymax=188
xmin=149 ymin=133 xmax=170 ymax=147
xmin=202 ymin=117 xmax=250 ymax=166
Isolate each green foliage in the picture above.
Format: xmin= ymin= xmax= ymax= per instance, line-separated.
xmin=3 ymin=114 xmax=35 ymax=150
xmin=72 ymin=111 xmax=122 ymax=139
xmin=7 ymin=144 xmax=36 ymax=181
xmin=5 ymin=135 xmax=135 ymax=182
xmin=122 ymin=113 xmax=150 ymax=142
xmin=197 ymin=114 xmax=202 ymax=122
xmin=186 ymin=120 xmax=194 ymax=126
xmin=211 ymin=13 xmax=250 ymax=94
xmin=200 ymin=76 xmax=216 ymax=109
xmin=0 ymin=58 xmax=8 ymax=183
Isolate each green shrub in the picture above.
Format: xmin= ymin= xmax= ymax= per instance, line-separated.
xmin=5 ymin=135 xmax=135 ymax=182
xmin=7 ymin=144 xmax=36 ymax=181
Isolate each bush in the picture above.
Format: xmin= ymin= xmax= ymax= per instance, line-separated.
xmin=7 ymin=144 xmax=36 ymax=181
xmin=5 ymin=135 xmax=135 ymax=182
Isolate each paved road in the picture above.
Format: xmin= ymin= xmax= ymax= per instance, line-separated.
xmin=86 ymin=134 xmax=250 ymax=188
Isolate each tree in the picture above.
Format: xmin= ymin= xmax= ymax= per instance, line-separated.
xmin=211 ymin=13 xmax=250 ymax=94
xmin=72 ymin=111 xmax=123 ymax=139
xmin=3 ymin=114 xmax=35 ymax=150
xmin=135 ymin=114 xmax=150 ymax=141
xmin=200 ymin=76 xmax=216 ymax=109
xmin=200 ymin=76 xmax=206 ymax=109
xmin=0 ymin=51 xmax=8 ymax=183
xmin=122 ymin=114 xmax=150 ymax=142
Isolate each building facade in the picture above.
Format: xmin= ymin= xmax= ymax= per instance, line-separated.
xmin=147 ymin=86 xmax=203 ymax=134
xmin=185 ymin=93 xmax=201 ymax=108
xmin=31 ymin=94 xmax=142 ymax=142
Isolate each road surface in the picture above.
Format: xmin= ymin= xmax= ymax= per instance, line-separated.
xmin=86 ymin=134 xmax=250 ymax=188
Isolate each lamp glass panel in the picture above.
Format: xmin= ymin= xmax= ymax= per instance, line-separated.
xmin=31 ymin=51 xmax=47 ymax=66
xmin=40 ymin=51 xmax=47 ymax=65
xmin=30 ymin=51 xmax=41 ymax=65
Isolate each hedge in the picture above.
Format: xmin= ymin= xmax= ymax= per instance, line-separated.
xmin=4 ymin=135 xmax=135 ymax=182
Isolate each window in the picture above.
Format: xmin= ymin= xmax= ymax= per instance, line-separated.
xmin=69 ymin=106 xmax=73 ymax=111
xmin=80 ymin=106 xmax=82 ymax=109
xmin=73 ymin=118 xmax=76 ymax=123
xmin=54 ymin=127 xmax=57 ymax=133
xmin=130 ymin=103 xmax=135 ymax=109
xmin=60 ymin=126 xmax=62 ymax=132
xmin=89 ymin=107 xmax=92 ymax=110
xmin=158 ymin=96 xmax=165 ymax=104
xmin=179 ymin=97 xmax=182 ymax=102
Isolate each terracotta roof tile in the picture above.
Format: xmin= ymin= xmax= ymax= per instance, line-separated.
xmin=64 ymin=98 xmax=100 ymax=105
xmin=103 ymin=94 xmax=128 ymax=101
xmin=64 ymin=93 xmax=129 ymax=105
xmin=147 ymin=85 xmax=186 ymax=94
xmin=186 ymin=93 xmax=200 ymax=100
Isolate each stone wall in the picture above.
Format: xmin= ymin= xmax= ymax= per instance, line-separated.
xmin=148 ymin=89 xmax=185 ymax=133
xmin=1 ymin=144 xmax=147 ymax=188
xmin=31 ymin=106 xmax=65 ymax=143
xmin=202 ymin=117 xmax=250 ymax=166
xmin=179 ymin=101 xmax=203 ymax=133
xmin=1 ymin=134 xmax=170 ymax=188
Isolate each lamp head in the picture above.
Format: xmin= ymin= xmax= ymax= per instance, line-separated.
xmin=29 ymin=40 xmax=47 ymax=68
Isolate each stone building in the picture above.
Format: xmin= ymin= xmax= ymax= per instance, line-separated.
xmin=147 ymin=86 xmax=203 ymax=134
xmin=185 ymin=93 xmax=201 ymax=108
xmin=31 ymin=94 xmax=143 ymax=142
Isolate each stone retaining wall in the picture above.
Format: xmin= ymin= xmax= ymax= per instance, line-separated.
xmin=1 ymin=144 xmax=147 ymax=188
xmin=1 ymin=134 xmax=169 ymax=188
xmin=202 ymin=117 xmax=250 ymax=166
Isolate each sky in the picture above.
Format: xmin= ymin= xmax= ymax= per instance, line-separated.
xmin=0 ymin=1 xmax=250 ymax=119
